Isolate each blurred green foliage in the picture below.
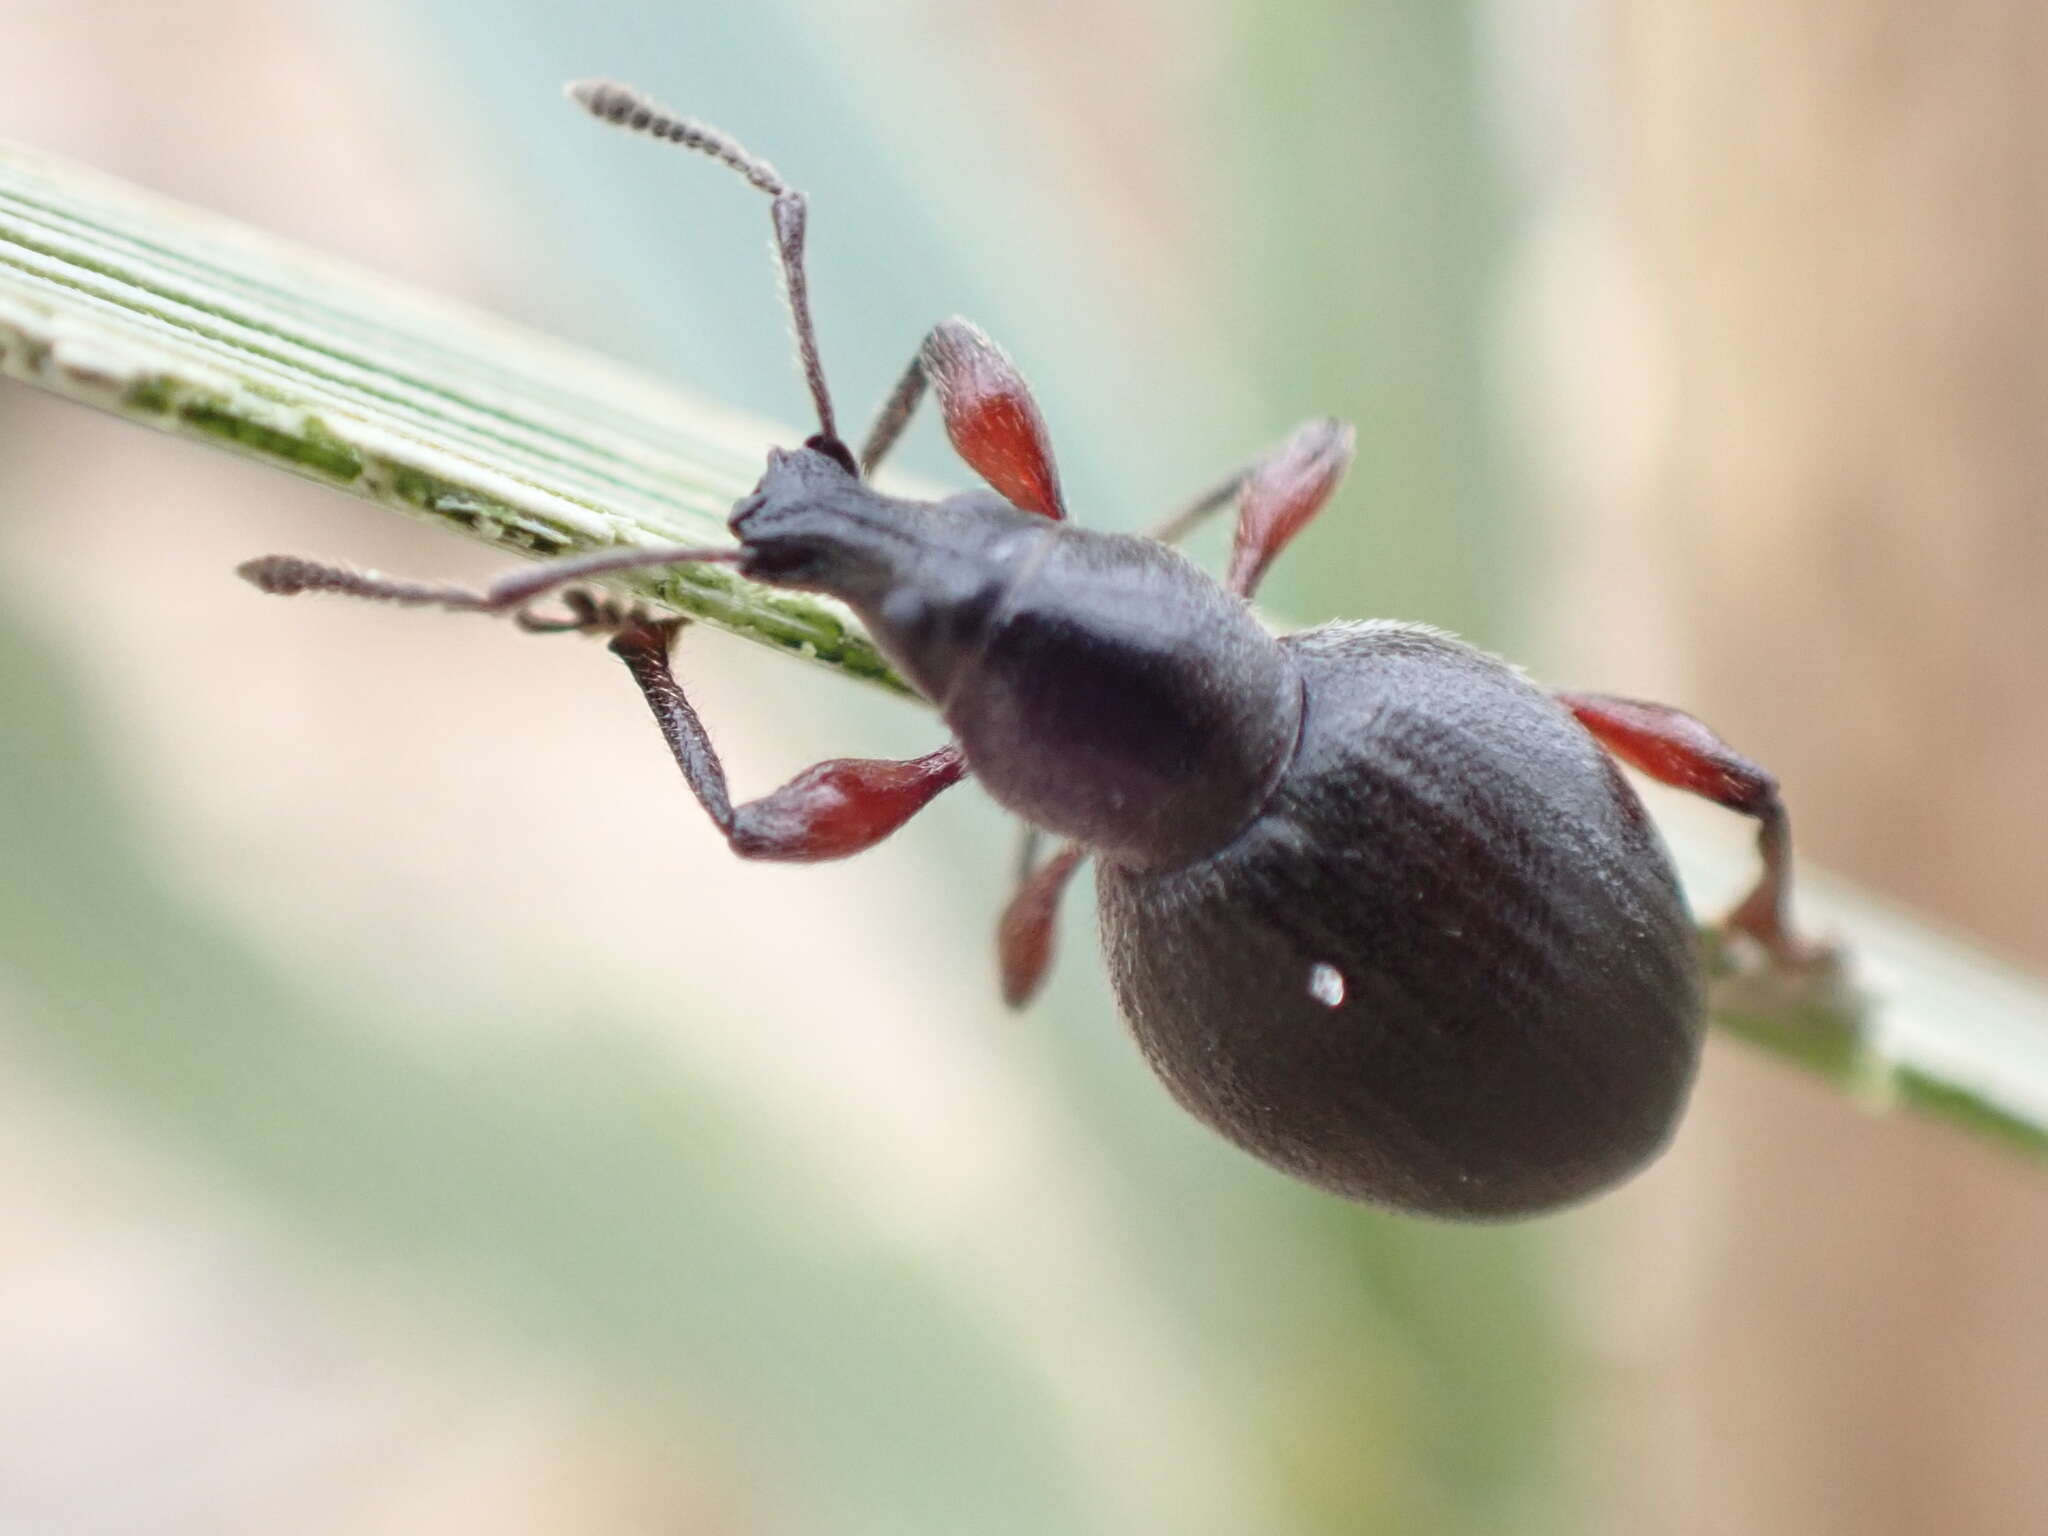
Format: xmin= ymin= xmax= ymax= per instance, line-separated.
xmin=0 ymin=609 xmax=1101 ymax=1535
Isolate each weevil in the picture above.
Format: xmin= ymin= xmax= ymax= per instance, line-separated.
xmin=240 ymin=80 xmax=1821 ymax=1218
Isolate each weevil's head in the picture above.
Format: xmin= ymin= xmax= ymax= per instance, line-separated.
xmin=728 ymin=443 xmax=1052 ymax=704
xmin=727 ymin=444 xmax=899 ymax=597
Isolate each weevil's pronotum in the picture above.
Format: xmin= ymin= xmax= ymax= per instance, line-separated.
xmin=241 ymin=80 xmax=1820 ymax=1218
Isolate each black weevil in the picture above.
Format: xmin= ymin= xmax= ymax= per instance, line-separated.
xmin=241 ymin=80 xmax=1819 ymax=1218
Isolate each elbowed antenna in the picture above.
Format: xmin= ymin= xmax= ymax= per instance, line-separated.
xmin=566 ymin=79 xmax=846 ymax=460
xmin=237 ymin=544 xmax=742 ymax=629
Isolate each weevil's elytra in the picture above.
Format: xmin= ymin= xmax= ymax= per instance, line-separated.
xmin=1100 ymin=623 xmax=1702 ymax=1215
xmin=238 ymin=79 xmax=1821 ymax=1219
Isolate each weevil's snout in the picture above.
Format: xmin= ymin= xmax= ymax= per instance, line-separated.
xmin=728 ymin=445 xmax=897 ymax=597
xmin=728 ymin=445 xmax=851 ymax=536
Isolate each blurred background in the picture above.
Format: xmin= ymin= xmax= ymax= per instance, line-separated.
xmin=2 ymin=1 xmax=2044 ymax=1532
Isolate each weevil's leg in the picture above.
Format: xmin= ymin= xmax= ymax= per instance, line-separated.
xmin=857 ymin=319 xmax=1068 ymax=520
xmin=1144 ymin=468 xmax=1250 ymax=547
xmin=610 ymin=620 xmax=967 ymax=861
xmin=569 ymin=80 xmax=851 ymax=468
xmin=237 ymin=545 xmax=740 ymax=628
xmin=856 ymin=350 xmax=929 ymax=478
xmin=508 ymin=587 xmax=647 ymax=635
xmin=997 ymin=841 xmax=1089 ymax=1008
xmin=1560 ymin=692 xmax=1823 ymax=967
xmin=1140 ymin=420 xmax=1356 ymax=597
xmin=1002 ymin=822 xmax=1046 ymax=925
xmin=1224 ymin=419 xmax=1355 ymax=598
xmin=1014 ymin=825 xmax=1045 ymax=886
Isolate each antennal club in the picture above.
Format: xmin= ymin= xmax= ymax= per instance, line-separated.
xmin=567 ymin=78 xmax=847 ymax=464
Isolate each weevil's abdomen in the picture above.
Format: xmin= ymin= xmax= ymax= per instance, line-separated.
xmin=1095 ymin=621 xmax=1703 ymax=1217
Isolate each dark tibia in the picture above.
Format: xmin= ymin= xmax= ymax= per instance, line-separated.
xmin=1560 ymin=691 xmax=1822 ymax=967
xmin=858 ymin=351 xmax=929 ymax=477
xmin=996 ymin=841 xmax=1088 ymax=1007
xmin=1145 ymin=468 xmax=1249 ymax=547
xmin=609 ymin=621 xmax=967 ymax=862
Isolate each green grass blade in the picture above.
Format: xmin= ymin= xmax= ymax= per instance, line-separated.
xmin=2 ymin=135 xmax=2045 ymax=1172
xmin=0 ymin=137 xmax=908 ymax=691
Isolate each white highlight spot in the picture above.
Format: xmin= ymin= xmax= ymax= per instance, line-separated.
xmin=1308 ymin=962 xmax=1346 ymax=1009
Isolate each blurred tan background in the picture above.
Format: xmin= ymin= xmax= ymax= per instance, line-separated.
xmin=1 ymin=1 xmax=2044 ymax=1532
xmin=1592 ymin=5 xmax=2048 ymax=1531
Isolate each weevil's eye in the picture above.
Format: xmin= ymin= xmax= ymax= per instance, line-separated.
xmin=803 ymin=433 xmax=860 ymax=476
